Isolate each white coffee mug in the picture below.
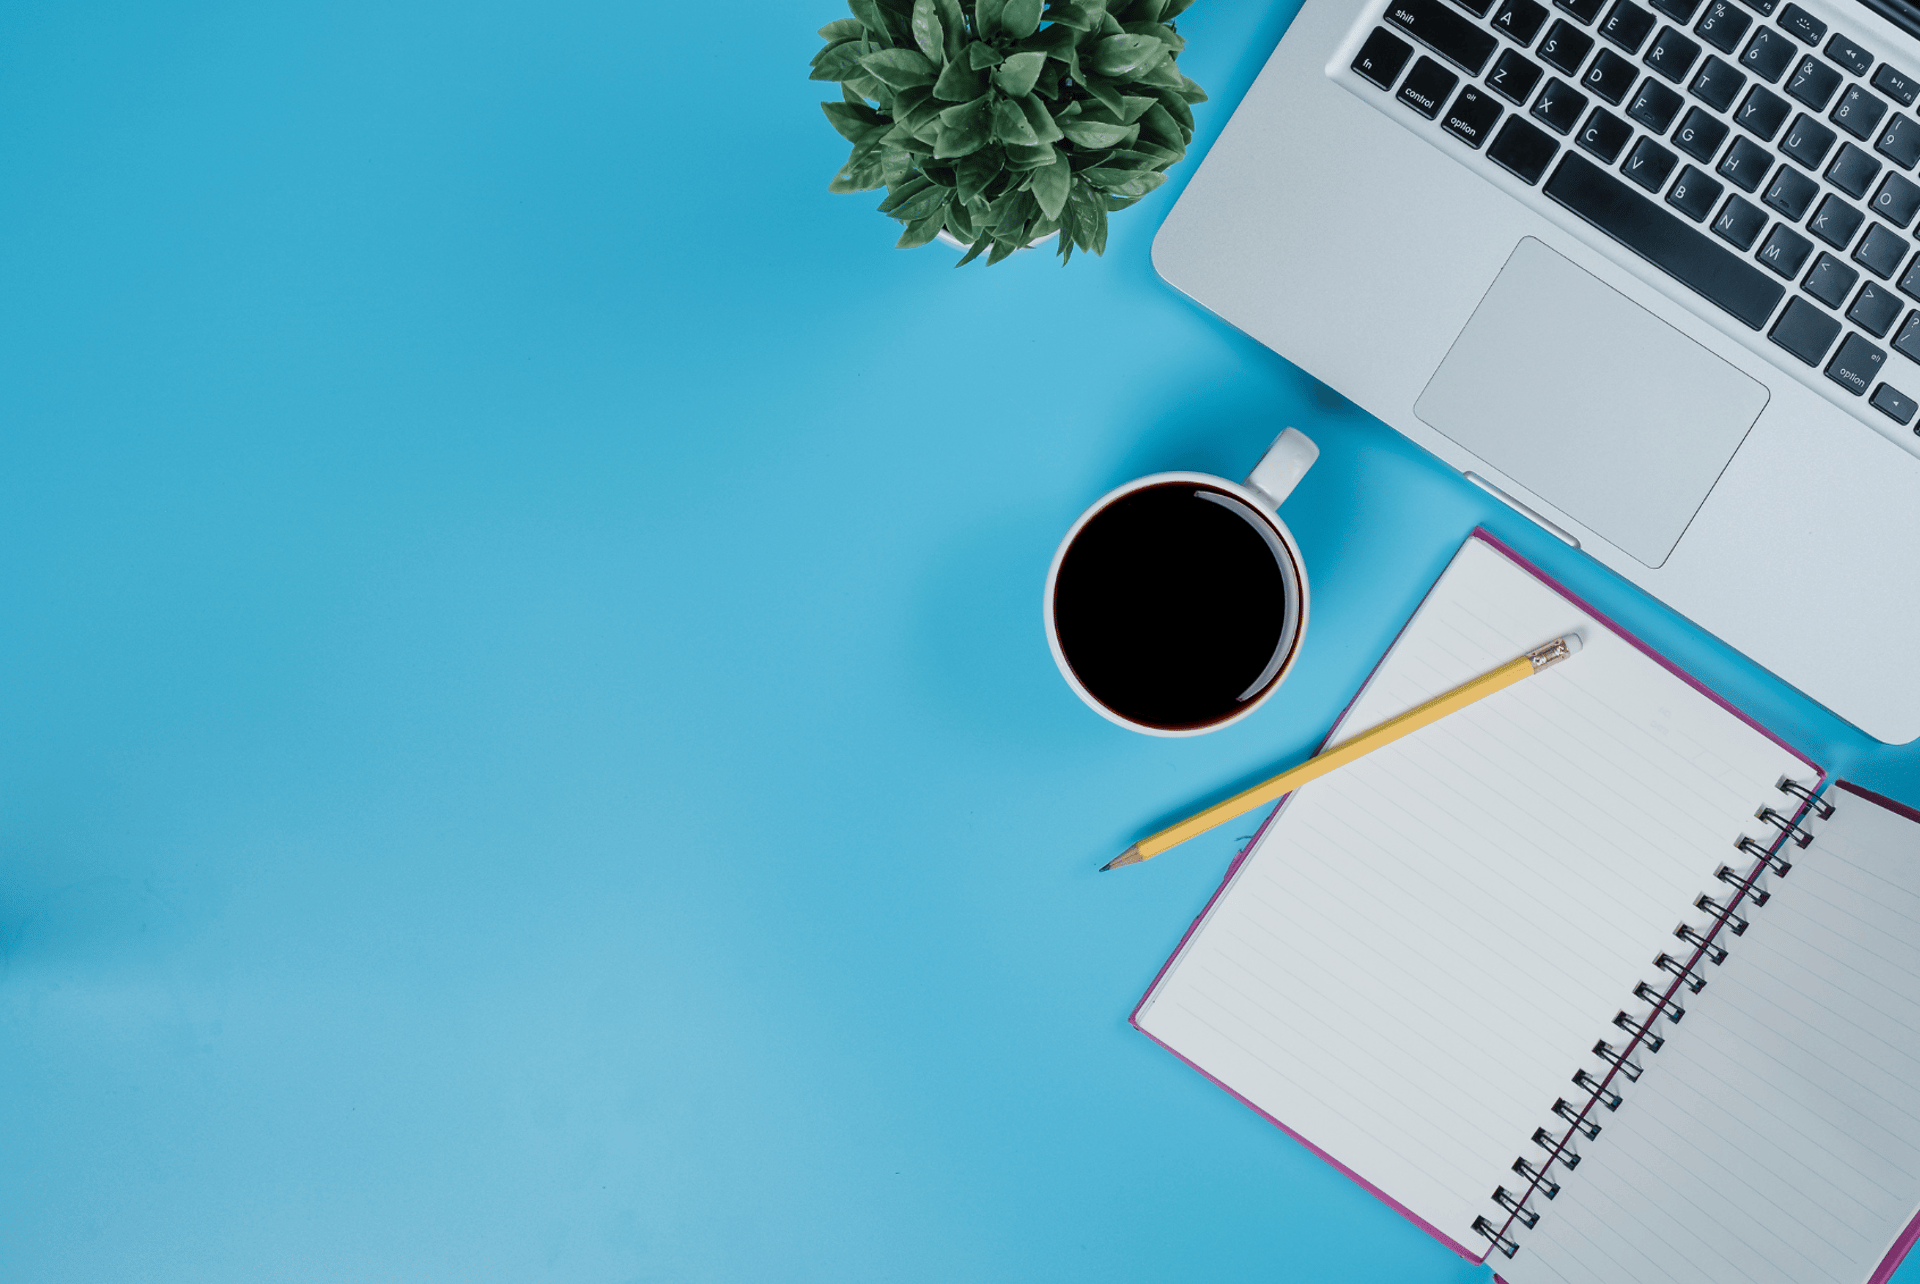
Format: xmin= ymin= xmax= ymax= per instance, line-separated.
xmin=1043 ymin=428 xmax=1319 ymax=736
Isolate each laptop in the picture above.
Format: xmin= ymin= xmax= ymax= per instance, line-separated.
xmin=1154 ymin=0 xmax=1920 ymax=742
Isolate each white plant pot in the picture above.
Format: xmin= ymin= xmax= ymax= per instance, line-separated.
xmin=934 ymin=228 xmax=1059 ymax=253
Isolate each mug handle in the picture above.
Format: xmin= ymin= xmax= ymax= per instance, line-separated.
xmin=1243 ymin=427 xmax=1319 ymax=509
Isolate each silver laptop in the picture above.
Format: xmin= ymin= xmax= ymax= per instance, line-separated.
xmin=1155 ymin=0 xmax=1920 ymax=742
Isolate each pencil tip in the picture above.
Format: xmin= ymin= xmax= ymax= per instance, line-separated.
xmin=1101 ymin=845 xmax=1144 ymax=871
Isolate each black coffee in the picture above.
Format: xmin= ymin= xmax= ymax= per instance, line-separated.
xmin=1052 ymin=483 xmax=1293 ymax=731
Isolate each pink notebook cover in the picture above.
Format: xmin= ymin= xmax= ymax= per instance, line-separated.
xmin=1123 ymin=528 xmax=1871 ymax=1275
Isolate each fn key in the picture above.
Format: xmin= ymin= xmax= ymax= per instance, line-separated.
xmin=1353 ymin=28 xmax=1414 ymax=88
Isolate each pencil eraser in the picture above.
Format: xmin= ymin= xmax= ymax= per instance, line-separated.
xmin=1562 ymin=633 xmax=1583 ymax=653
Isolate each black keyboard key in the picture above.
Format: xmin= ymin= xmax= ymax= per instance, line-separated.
xmin=1874 ymin=64 xmax=1920 ymax=107
xmin=1871 ymin=381 xmax=1918 ymax=423
xmin=1741 ymin=27 xmax=1796 ymax=82
xmin=1495 ymin=0 xmax=1553 ymax=44
xmin=1804 ymin=250 xmax=1859 ymax=304
xmin=1675 ymin=106 xmax=1732 ymax=158
xmin=1534 ymin=76 xmax=1592 ymax=130
xmin=1901 ymin=253 xmax=1920 ymax=298
xmin=1826 ymin=33 xmax=1875 ymax=77
xmin=1718 ymin=135 xmax=1775 ymax=188
xmin=1540 ymin=20 xmax=1597 ymax=73
xmin=1786 ymin=56 xmax=1843 ymax=110
xmin=1387 ymin=0 xmax=1500 ymax=73
xmin=1490 ymin=49 xmax=1548 ymax=102
xmin=1456 ymin=0 xmax=1497 ymax=17
xmin=1557 ymin=0 xmax=1607 ymax=22
xmin=1758 ymin=222 xmax=1815 ymax=275
xmin=1630 ymin=76 xmax=1686 ymax=129
xmin=1810 ymin=193 xmax=1866 ymax=247
xmin=1602 ymin=0 xmax=1659 ymax=48
xmin=1780 ymin=111 xmax=1837 ymax=164
xmin=1690 ymin=54 xmax=1748 ymax=109
xmin=1585 ymin=48 xmax=1642 ymax=100
xmin=1737 ymin=86 xmax=1791 ymax=139
xmin=1579 ymin=106 xmax=1637 ymax=158
xmin=1713 ymin=194 xmax=1771 ymax=249
xmin=1445 ymin=85 xmax=1507 ymax=144
xmin=1855 ymin=222 xmax=1909 ymax=276
xmin=1770 ymin=294 xmax=1843 ymax=359
xmin=1489 ymin=115 xmax=1563 ymax=180
xmin=1764 ymin=161 xmax=1820 ymax=215
xmin=1652 ymin=0 xmax=1703 ymax=19
xmin=1645 ymin=26 xmax=1703 ymax=80
xmin=1895 ymin=309 xmax=1920 ymax=358
xmin=1873 ymin=172 xmax=1920 ymax=226
xmin=1668 ymin=163 xmax=1726 ymax=216
xmin=1354 ymin=28 xmax=1417 ymax=87
xmin=1742 ymin=0 xmax=1778 ymax=14
xmin=1544 ymin=152 xmax=1787 ymax=323
xmin=1777 ymin=3 xmax=1826 ymax=46
xmin=1827 ymin=331 xmax=1886 ymax=392
xmin=1828 ymin=142 xmax=1884 ymax=197
xmin=1849 ymin=279 xmax=1904 ymax=332
xmin=1832 ymin=85 xmax=1888 ymax=139
xmin=1694 ymin=0 xmax=1751 ymax=52
xmin=1877 ymin=115 xmax=1920 ymax=169
xmin=1624 ymin=134 xmax=1681 ymax=187
xmin=1400 ymin=55 xmax=1461 ymax=116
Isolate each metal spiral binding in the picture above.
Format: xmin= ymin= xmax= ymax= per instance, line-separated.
xmin=1469 ymin=776 xmax=1832 ymax=1261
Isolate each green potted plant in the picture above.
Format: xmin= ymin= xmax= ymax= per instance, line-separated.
xmin=811 ymin=0 xmax=1206 ymax=265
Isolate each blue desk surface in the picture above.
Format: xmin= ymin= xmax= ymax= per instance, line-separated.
xmin=4 ymin=1 xmax=1916 ymax=1280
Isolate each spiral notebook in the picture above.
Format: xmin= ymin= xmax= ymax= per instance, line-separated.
xmin=1131 ymin=531 xmax=1920 ymax=1284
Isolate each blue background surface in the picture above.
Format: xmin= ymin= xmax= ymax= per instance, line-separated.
xmin=3 ymin=1 xmax=1917 ymax=1280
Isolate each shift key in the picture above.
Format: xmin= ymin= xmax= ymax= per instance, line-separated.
xmin=1385 ymin=0 xmax=1500 ymax=74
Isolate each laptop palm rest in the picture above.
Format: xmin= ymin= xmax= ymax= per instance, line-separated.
xmin=1414 ymin=237 xmax=1770 ymax=569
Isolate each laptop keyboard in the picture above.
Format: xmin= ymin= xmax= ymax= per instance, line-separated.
xmin=1340 ymin=0 xmax=1920 ymax=432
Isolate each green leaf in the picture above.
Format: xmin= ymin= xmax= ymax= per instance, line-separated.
xmin=1058 ymin=117 xmax=1136 ymax=148
xmin=877 ymin=173 xmax=935 ymax=214
xmin=1138 ymin=100 xmax=1184 ymax=149
xmin=955 ymin=150 xmax=1005 ymax=203
xmin=932 ymin=57 xmax=986 ymax=100
xmin=850 ymin=0 xmax=890 ymax=34
xmin=821 ymin=100 xmax=887 ymax=141
xmin=1016 ymin=93 xmax=1064 ymax=143
xmin=1152 ymin=89 xmax=1194 ymax=134
xmin=1085 ymin=167 xmax=1165 ymax=197
xmin=1042 ymin=1 xmax=1096 ymax=30
xmin=967 ymin=41 xmax=1004 ymax=69
xmin=861 ymin=47 xmax=938 ymax=88
xmin=976 ymin=0 xmax=1007 ymax=38
xmin=1029 ymin=151 xmax=1071 ymax=219
xmin=933 ymin=97 xmax=993 ymax=157
xmin=955 ymin=235 xmax=991 ymax=266
xmin=993 ymin=50 xmax=1046 ymax=96
xmin=911 ymin=0 xmax=945 ymax=63
xmin=1123 ymin=19 xmax=1185 ymax=50
xmin=1132 ymin=0 xmax=1168 ymax=18
xmin=1130 ymin=55 xmax=1185 ymax=89
xmin=1114 ymin=94 xmax=1158 ymax=123
xmin=811 ymin=41 xmax=869 ymax=82
xmin=1002 ymin=0 xmax=1045 ymax=37
xmin=992 ymin=97 xmax=1041 ymax=146
xmin=1002 ymin=141 xmax=1059 ymax=170
xmin=934 ymin=0 xmax=968 ymax=56
xmin=829 ymin=156 xmax=887 ymax=192
xmin=1175 ymin=71 xmax=1208 ymax=104
xmin=1164 ymin=0 xmax=1196 ymax=14
xmin=897 ymin=208 xmax=948 ymax=248
xmin=1078 ymin=75 xmax=1125 ymax=115
xmin=1091 ymin=33 xmax=1166 ymax=77
xmin=819 ymin=18 xmax=867 ymax=40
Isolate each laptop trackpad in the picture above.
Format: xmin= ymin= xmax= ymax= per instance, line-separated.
xmin=1414 ymin=237 xmax=1769 ymax=568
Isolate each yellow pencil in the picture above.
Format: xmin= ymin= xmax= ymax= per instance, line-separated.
xmin=1101 ymin=634 xmax=1583 ymax=870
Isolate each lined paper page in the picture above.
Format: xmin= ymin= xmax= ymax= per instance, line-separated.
xmin=1135 ymin=536 xmax=1808 ymax=1250
xmin=1504 ymin=791 xmax=1920 ymax=1284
